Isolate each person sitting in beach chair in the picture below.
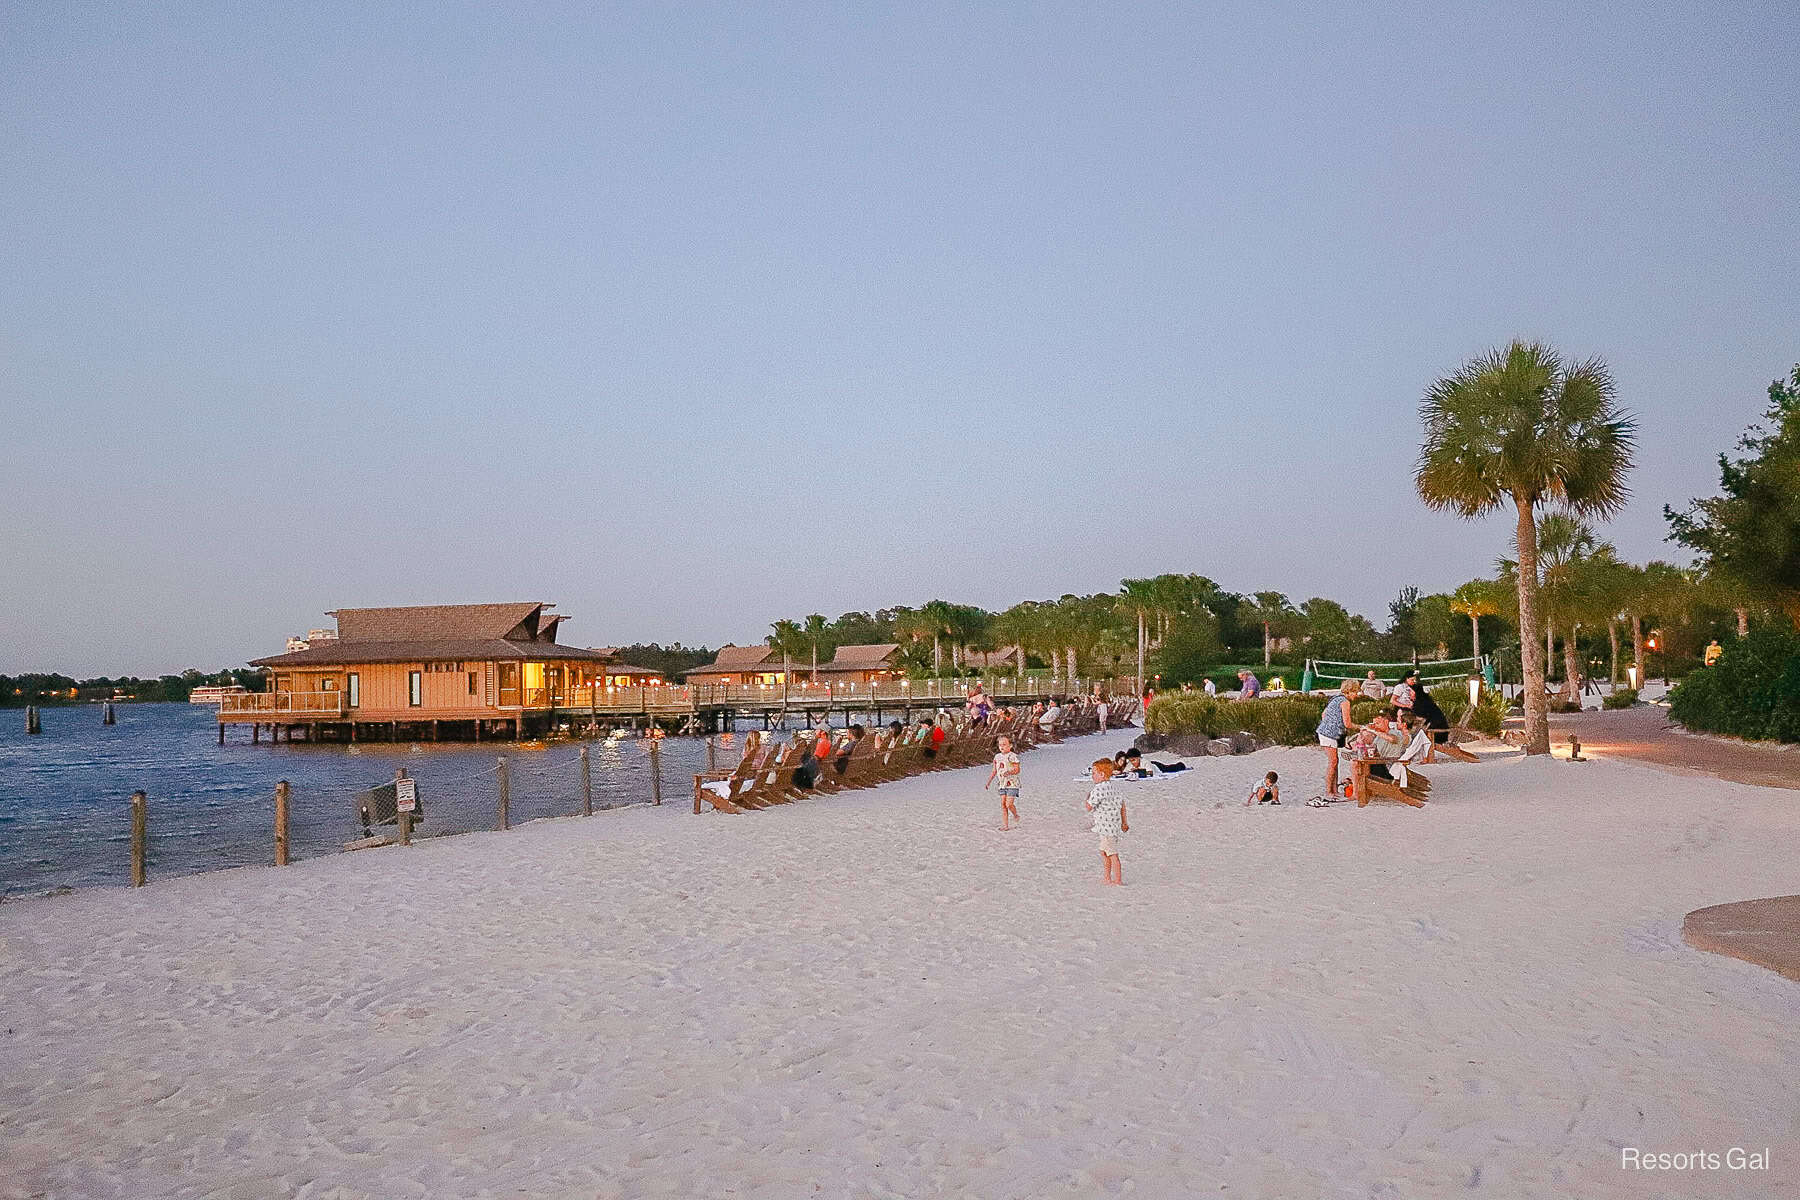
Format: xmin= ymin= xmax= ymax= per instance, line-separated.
xmin=1403 ymin=669 xmax=1450 ymax=762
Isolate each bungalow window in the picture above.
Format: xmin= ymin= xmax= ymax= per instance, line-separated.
xmin=468 ymin=672 xmax=477 ymax=696
xmin=347 ymin=672 xmax=360 ymax=708
xmin=320 ymin=677 xmax=336 ymax=692
xmin=408 ymin=670 xmax=422 ymax=707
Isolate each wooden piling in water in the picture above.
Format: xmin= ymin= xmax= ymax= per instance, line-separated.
xmin=649 ymin=738 xmax=663 ymax=806
xmin=130 ymin=790 xmax=147 ymax=886
xmin=395 ymin=768 xmax=412 ymax=846
xmin=497 ymin=756 xmax=511 ymax=829
xmin=102 ymin=702 xmax=115 ymax=726
xmin=580 ymin=744 xmax=593 ymax=816
xmin=26 ymin=705 xmax=41 ymax=735
xmin=274 ymin=780 xmax=290 ymax=866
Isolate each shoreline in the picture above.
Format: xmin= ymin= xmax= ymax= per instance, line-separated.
xmin=5 ymin=730 xmax=1800 ymax=1196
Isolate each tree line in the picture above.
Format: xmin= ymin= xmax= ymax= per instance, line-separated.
xmin=1 ymin=667 xmax=267 ymax=706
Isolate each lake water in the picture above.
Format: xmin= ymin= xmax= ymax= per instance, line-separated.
xmin=0 ymin=703 xmax=733 ymax=896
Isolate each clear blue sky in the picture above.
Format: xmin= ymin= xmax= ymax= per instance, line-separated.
xmin=3 ymin=2 xmax=1796 ymax=675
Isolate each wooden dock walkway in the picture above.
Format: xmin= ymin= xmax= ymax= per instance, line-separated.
xmin=218 ymin=677 xmax=1131 ymax=743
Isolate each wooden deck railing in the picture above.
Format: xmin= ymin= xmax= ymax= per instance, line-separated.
xmin=221 ymin=692 xmax=347 ymax=716
xmin=556 ymin=676 xmax=1129 ymax=712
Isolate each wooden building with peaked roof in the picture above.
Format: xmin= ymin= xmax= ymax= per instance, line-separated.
xmin=681 ymin=644 xmax=785 ymax=687
xmin=809 ymin=643 xmax=903 ymax=685
xmin=227 ymin=602 xmax=618 ymax=740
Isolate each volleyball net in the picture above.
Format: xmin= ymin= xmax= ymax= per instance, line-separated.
xmin=1301 ymin=656 xmax=1492 ymax=692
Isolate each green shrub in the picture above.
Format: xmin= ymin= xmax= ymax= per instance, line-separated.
xmin=1602 ymin=688 xmax=1639 ymax=710
xmin=1668 ymin=628 xmax=1800 ymax=742
xmin=1148 ymin=692 xmax=1336 ymax=745
xmin=1426 ymin=684 xmax=1508 ymax=736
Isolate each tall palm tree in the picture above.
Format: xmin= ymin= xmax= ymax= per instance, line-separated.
xmin=767 ymin=619 xmax=806 ymax=702
xmin=1449 ymin=578 xmax=1505 ymax=661
xmin=1245 ymin=591 xmax=1295 ymax=669
xmin=1535 ymin=513 xmax=1601 ymax=701
xmin=918 ymin=600 xmax=957 ymax=675
xmin=1416 ymin=341 xmax=1636 ymax=755
xmin=1118 ymin=578 xmax=1160 ymax=694
xmin=802 ymin=613 xmax=829 ymax=678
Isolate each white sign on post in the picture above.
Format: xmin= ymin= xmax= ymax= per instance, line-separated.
xmin=395 ymin=778 xmax=418 ymax=814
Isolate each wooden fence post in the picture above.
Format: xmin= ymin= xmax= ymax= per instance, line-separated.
xmin=274 ymin=780 xmax=290 ymax=866
xmin=497 ymin=756 xmax=510 ymax=829
xmin=395 ymin=767 xmax=412 ymax=846
xmin=129 ymin=790 xmax=147 ymax=886
xmin=707 ymin=735 xmax=717 ymax=772
xmin=579 ymin=745 xmax=593 ymax=816
xmin=649 ymin=738 xmax=662 ymax=806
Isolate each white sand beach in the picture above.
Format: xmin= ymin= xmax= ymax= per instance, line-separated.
xmin=4 ymin=731 xmax=1798 ymax=1198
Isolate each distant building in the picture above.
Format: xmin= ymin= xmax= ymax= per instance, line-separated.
xmin=682 ymin=642 xmax=903 ymax=687
xmin=682 ymin=644 xmax=786 ymax=687
xmin=236 ymin=602 xmax=615 ymax=737
xmin=809 ymin=643 xmax=903 ymax=686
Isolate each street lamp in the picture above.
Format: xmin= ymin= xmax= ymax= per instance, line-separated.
xmin=1467 ymin=673 xmax=1482 ymax=711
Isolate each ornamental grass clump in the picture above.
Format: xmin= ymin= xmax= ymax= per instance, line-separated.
xmin=1428 ymin=684 xmax=1508 ymax=736
xmin=1149 ymin=693 xmax=1339 ymax=745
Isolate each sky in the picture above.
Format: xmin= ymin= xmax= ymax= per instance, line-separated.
xmin=2 ymin=2 xmax=1796 ymax=676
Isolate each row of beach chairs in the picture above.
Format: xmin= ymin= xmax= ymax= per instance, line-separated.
xmin=692 ymin=697 xmax=1134 ymax=814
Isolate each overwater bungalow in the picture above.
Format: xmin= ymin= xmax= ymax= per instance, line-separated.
xmin=809 ymin=643 xmax=903 ymax=686
xmin=224 ymin=602 xmax=618 ymax=741
xmin=683 ymin=642 xmax=903 ymax=690
xmin=681 ymin=645 xmax=788 ymax=687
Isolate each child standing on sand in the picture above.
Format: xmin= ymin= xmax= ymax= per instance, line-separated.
xmin=985 ymin=734 xmax=1022 ymax=829
xmin=1084 ymin=759 xmax=1128 ymax=885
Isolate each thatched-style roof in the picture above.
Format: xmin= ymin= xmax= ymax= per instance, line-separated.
xmin=250 ymin=603 xmax=611 ymax=668
xmin=682 ymin=645 xmax=777 ymax=676
xmin=813 ymin=643 xmax=902 ymax=674
xmin=332 ymin=602 xmax=554 ymax=643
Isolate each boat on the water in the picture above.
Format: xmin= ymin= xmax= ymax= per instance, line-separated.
xmin=189 ymin=685 xmax=250 ymax=705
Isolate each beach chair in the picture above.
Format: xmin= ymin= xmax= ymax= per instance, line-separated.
xmin=708 ymin=742 xmax=784 ymax=812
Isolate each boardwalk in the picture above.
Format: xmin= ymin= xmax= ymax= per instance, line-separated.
xmin=219 ymin=677 xmax=1134 ymax=741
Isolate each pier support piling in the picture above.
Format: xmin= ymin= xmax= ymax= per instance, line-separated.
xmin=649 ymin=738 xmax=663 ymax=806
xmin=580 ymin=744 xmax=593 ymax=816
xmin=274 ymin=780 xmax=290 ymax=866
xmin=395 ymin=768 xmax=413 ymax=846
xmin=130 ymin=790 xmax=147 ymax=887
xmin=497 ymin=756 xmax=511 ymax=830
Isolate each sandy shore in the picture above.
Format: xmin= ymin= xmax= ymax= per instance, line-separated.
xmin=3 ymin=731 xmax=1798 ymax=1198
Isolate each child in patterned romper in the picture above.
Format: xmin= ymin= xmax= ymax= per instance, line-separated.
xmin=985 ymin=734 xmax=1022 ymax=829
xmin=1084 ymin=759 xmax=1129 ymax=885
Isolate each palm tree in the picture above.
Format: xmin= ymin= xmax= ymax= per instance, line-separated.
xmin=1245 ymin=591 xmax=1295 ymax=669
xmin=1118 ymin=578 xmax=1160 ymax=694
xmin=767 ymin=619 xmax=806 ymax=702
xmin=1416 ymin=341 xmax=1636 ymax=755
xmin=918 ymin=600 xmax=957 ymax=675
xmin=1449 ymin=578 xmax=1505 ymax=661
xmin=1535 ymin=513 xmax=1601 ymax=701
xmin=802 ymin=613 xmax=829 ymax=678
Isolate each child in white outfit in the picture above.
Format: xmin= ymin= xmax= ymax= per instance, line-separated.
xmin=1084 ymin=759 xmax=1128 ymax=885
